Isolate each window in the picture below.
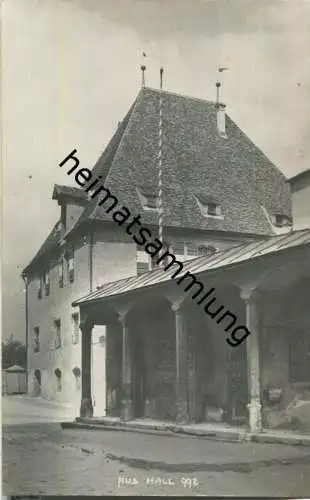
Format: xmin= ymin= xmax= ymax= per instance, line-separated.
xmin=137 ymin=262 xmax=149 ymax=276
xmin=43 ymin=271 xmax=50 ymax=296
xmin=54 ymin=319 xmax=61 ymax=349
xmin=186 ymin=243 xmax=198 ymax=257
xmin=289 ymin=329 xmax=310 ymax=382
xmin=61 ymin=205 xmax=67 ymax=230
xmin=58 ymin=259 xmax=64 ymax=288
xmin=67 ymin=250 xmax=74 ymax=283
xmin=72 ymin=313 xmax=79 ymax=344
xmin=33 ymin=327 xmax=40 ymax=353
xmin=198 ymin=245 xmax=217 ymax=257
xmin=136 ymin=186 xmax=158 ymax=211
xmin=172 ymin=241 xmax=185 ymax=256
xmin=55 ymin=368 xmax=62 ymax=392
xmin=271 ymin=214 xmax=292 ymax=228
xmin=195 ymin=196 xmax=223 ymax=219
xmin=72 ymin=366 xmax=81 ymax=391
xmin=38 ymin=278 xmax=42 ymax=300
xmin=207 ymin=203 xmax=221 ymax=216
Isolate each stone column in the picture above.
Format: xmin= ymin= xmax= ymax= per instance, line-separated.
xmin=241 ymin=287 xmax=262 ymax=432
xmin=80 ymin=319 xmax=94 ymax=418
xmin=172 ymin=302 xmax=190 ymax=423
xmin=119 ymin=311 xmax=133 ymax=421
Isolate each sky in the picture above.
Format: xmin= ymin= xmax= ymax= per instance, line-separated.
xmin=2 ymin=0 xmax=310 ymax=342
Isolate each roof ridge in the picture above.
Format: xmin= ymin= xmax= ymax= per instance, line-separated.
xmin=142 ymin=86 xmax=216 ymax=106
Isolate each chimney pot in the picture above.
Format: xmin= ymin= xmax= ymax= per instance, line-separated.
xmin=216 ymin=102 xmax=227 ymax=138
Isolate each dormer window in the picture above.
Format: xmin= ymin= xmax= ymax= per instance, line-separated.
xmin=207 ymin=203 xmax=220 ymax=216
xmin=195 ymin=195 xmax=223 ymax=219
xmin=271 ymin=214 xmax=292 ymax=228
xmin=136 ymin=186 xmax=158 ymax=211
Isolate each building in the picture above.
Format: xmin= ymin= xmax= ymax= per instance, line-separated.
xmin=2 ymin=365 xmax=27 ymax=395
xmin=22 ymin=86 xmax=293 ymax=418
xmin=289 ymin=168 xmax=310 ymax=230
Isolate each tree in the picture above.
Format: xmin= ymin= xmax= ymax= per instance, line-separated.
xmin=2 ymin=335 xmax=27 ymax=369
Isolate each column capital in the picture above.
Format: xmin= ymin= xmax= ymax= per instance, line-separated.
xmin=118 ymin=311 xmax=128 ymax=326
xmin=171 ymin=300 xmax=183 ymax=313
xmin=240 ymin=286 xmax=259 ymax=304
xmin=79 ymin=318 xmax=94 ymax=334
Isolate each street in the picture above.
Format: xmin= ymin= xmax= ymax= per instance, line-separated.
xmin=2 ymin=396 xmax=310 ymax=496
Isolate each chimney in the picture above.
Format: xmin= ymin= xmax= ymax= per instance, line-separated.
xmin=216 ymin=102 xmax=227 ymax=138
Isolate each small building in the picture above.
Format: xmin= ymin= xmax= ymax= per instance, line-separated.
xmin=3 ymin=365 xmax=27 ymax=395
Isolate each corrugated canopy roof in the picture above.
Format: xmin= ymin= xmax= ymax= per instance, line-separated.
xmin=73 ymin=228 xmax=310 ymax=307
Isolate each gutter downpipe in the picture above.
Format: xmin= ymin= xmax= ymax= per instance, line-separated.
xmin=89 ymin=227 xmax=95 ymax=409
xmin=89 ymin=227 xmax=94 ymax=294
xmin=22 ymin=274 xmax=29 ymax=393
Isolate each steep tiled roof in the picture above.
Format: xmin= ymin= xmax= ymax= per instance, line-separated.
xmin=23 ymin=87 xmax=292 ymax=275
xmin=74 ymin=87 xmax=291 ymax=236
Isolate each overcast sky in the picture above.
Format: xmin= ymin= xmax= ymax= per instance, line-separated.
xmin=2 ymin=0 xmax=310 ymax=342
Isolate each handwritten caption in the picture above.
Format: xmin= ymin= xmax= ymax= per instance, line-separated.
xmin=117 ymin=475 xmax=199 ymax=488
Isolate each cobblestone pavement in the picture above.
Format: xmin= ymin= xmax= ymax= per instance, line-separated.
xmin=2 ymin=397 xmax=310 ymax=496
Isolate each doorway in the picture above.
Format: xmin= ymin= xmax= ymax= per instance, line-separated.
xmin=34 ymin=369 xmax=41 ymax=396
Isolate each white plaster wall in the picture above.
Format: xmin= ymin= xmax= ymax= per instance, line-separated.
xmin=27 ymin=241 xmax=91 ymax=414
xmin=92 ymin=325 xmax=107 ymax=417
xmin=292 ymin=185 xmax=310 ymax=230
xmin=92 ymin=240 xmax=137 ymax=289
